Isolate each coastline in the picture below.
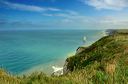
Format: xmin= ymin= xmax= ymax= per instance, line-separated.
xmin=1 ymin=29 xmax=128 ymax=83
xmin=18 ymin=51 xmax=76 ymax=76
xmin=18 ymin=30 xmax=107 ymax=76
xmin=19 ymin=58 xmax=65 ymax=76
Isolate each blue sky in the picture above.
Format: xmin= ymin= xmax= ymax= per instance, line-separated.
xmin=0 ymin=0 xmax=128 ymax=30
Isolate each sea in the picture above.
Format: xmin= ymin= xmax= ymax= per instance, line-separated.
xmin=0 ymin=29 xmax=105 ymax=75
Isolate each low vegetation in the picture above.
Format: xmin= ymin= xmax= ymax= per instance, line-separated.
xmin=0 ymin=30 xmax=128 ymax=84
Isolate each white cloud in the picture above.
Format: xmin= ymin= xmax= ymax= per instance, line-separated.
xmin=1 ymin=1 xmax=60 ymax=12
xmin=61 ymin=19 xmax=73 ymax=23
xmin=42 ymin=13 xmax=71 ymax=17
xmin=84 ymin=0 xmax=128 ymax=10
xmin=42 ymin=10 xmax=79 ymax=18
xmin=58 ymin=15 xmax=128 ymax=29
xmin=85 ymin=16 xmax=128 ymax=29
xmin=42 ymin=14 xmax=54 ymax=17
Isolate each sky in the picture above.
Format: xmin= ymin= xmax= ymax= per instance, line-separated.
xmin=0 ymin=0 xmax=128 ymax=30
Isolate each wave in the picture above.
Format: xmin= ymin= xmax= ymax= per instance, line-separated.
xmin=52 ymin=66 xmax=63 ymax=72
xmin=52 ymin=66 xmax=63 ymax=76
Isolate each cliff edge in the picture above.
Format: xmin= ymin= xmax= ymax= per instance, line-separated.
xmin=63 ymin=30 xmax=128 ymax=76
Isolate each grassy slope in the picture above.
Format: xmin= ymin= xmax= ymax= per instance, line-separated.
xmin=1 ymin=32 xmax=128 ymax=84
xmin=66 ymin=33 xmax=128 ymax=83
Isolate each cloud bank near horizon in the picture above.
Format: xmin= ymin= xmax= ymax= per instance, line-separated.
xmin=84 ymin=0 xmax=128 ymax=10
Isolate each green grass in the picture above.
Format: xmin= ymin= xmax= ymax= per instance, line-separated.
xmin=0 ymin=32 xmax=128 ymax=84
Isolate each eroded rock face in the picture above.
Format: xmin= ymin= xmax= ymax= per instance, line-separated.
xmin=63 ymin=60 xmax=70 ymax=75
xmin=63 ymin=47 xmax=86 ymax=75
xmin=76 ymin=47 xmax=86 ymax=54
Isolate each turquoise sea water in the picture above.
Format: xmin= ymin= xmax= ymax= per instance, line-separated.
xmin=0 ymin=30 xmax=104 ymax=75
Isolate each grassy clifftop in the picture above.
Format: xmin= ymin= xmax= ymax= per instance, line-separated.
xmin=66 ymin=33 xmax=128 ymax=72
xmin=64 ymin=32 xmax=128 ymax=83
xmin=1 ymin=30 xmax=128 ymax=84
